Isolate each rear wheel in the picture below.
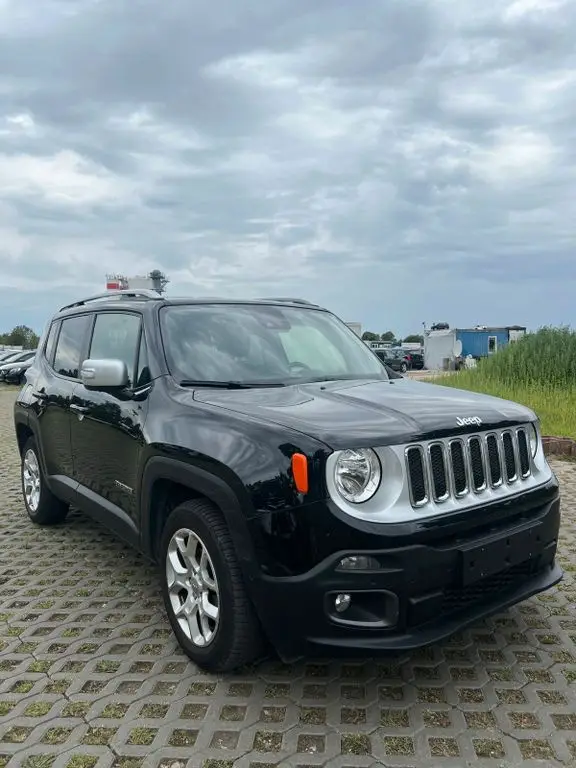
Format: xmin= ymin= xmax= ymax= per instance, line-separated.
xmin=21 ymin=437 xmax=68 ymax=525
xmin=160 ymin=498 xmax=264 ymax=672
xmin=401 ymin=362 xmax=407 ymax=373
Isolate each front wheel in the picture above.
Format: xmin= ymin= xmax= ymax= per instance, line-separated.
xmin=160 ymin=499 xmax=265 ymax=672
xmin=401 ymin=362 xmax=407 ymax=373
xmin=21 ymin=437 xmax=68 ymax=525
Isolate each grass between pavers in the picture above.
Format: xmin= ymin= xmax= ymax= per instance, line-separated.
xmin=422 ymin=327 xmax=576 ymax=439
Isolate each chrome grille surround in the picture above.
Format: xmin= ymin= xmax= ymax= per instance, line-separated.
xmin=406 ymin=426 xmax=534 ymax=509
xmin=324 ymin=422 xmax=551 ymax=525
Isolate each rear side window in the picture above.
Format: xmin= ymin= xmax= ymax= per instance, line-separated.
xmin=88 ymin=313 xmax=142 ymax=387
xmin=53 ymin=315 xmax=91 ymax=378
xmin=44 ymin=322 xmax=59 ymax=365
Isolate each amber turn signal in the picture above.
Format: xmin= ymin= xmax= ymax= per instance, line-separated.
xmin=291 ymin=453 xmax=309 ymax=494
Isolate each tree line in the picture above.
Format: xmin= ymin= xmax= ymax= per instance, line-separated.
xmin=362 ymin=330 xmax=424 ymax=345
xmin=0 ymin=325 xmax=40 ymax=350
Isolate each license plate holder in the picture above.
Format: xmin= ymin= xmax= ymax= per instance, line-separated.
xmin=460 ymin=527 xmax=541 ymax=586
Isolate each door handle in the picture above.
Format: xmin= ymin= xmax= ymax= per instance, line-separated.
xmin=70 ymin=404 xmax=88 ymax=414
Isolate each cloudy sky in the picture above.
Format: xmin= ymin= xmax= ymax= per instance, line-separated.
xmin=1 ymin=0 xmax=575 ymax=339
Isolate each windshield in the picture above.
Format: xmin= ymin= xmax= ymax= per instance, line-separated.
xmin=160 ymin=304 xmax=388 ymax=386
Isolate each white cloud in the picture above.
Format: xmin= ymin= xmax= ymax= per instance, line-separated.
xmin=504 ymin=0 xmax=568 ymax=21
xmin=107 ymin=107 xmax=209 ymax=152
xmin=0 ymin=112 xmax=38 ymax=136
xmin=0 ymin=149 xmax=136 ymax=206
xmin=469 ymin=127 xmax=556 ymax=186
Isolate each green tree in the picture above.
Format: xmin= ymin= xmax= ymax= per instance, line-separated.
xmin=2 ymin=325 xmax=39 ymax=349
xmin=362 ymin=331 xmax=379 ymax=342
xmin=380 ymin=331 xmax=396 ymax=343
xmin=403 ymin=334 xmax=424 ymax=345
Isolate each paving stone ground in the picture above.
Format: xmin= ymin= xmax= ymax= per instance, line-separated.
xmin=0 ymin=387 xmax=575 ymax=768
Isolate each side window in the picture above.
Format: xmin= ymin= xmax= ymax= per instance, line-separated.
xmin=88 ymin=313 xmax=141 ymax=386
xmin=44 ymin=322 xmax=59 ymax=365
xmin=135 ymin=331 xmax=151 ymax=388
xmin=53 ymin=315 xmax=91 ymax=378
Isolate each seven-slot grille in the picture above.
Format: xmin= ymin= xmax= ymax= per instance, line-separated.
xmin=406 ymin=427 xmax=532 ymax=507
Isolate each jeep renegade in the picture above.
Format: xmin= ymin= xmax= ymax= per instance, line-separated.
xmin=13 ymin=290 xmax=562 ymax=671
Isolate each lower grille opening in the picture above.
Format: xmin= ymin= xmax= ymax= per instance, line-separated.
xmin=407 ymin=559 xmax=545 ymax=629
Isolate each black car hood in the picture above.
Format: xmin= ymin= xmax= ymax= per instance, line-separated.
xmin=193 ymin=377 xmax=535 ymax=449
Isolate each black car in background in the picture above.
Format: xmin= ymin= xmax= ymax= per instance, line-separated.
xmin=405 ymin=349 xmax=424 ymax=370
xmin=0 ymin=350 xmax=37 ymax=383
xmin=374 ymin=348 xmax=424 ymax=373
xmin=374 ymin=348 xmax=410 ymax=373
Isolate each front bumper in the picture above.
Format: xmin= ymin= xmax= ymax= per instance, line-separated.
xmin=255 ymin=489 xmax=562 ymax=660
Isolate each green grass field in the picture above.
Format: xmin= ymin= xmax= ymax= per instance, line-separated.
xmin=428 ymin=327 xmax=576 ymax=439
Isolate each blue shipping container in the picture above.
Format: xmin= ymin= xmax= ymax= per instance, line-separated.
xmin=456 ymin=329 xmax=510 ymax=358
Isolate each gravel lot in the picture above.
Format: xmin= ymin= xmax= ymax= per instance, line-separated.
xmin=1 ymin=387 xmax=575 ymax=768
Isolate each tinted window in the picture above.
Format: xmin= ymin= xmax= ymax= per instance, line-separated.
xmin=89 ymin=313 xmax=141 ymax=386
xmin=135 ymin=331 xmax=151 ymax=388
xmin=44 ymin=322 xmax=59 ymax=365
xmin=53 ymin=315 xmax=91 ymax=378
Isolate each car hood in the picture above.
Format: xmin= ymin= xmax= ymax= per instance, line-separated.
xmin=0 ymin=360 xmax=31 ymax=371
xmin=193 ymin=377 xmax=535 ymax=449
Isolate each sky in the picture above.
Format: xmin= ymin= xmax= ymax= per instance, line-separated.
xmin=1 ymin=0 xmax=575 ymax=339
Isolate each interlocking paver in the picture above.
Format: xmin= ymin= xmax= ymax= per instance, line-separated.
xmin=1 ymin=386 xmax=575 ymax=767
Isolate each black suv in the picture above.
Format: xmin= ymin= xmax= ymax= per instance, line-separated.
xmin=13 ymin=291 xmax=562 ymax=672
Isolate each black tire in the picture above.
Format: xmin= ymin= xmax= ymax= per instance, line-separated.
xmin=401 ymin=362 xmax=407 ymax=373
xmin=160 ymin=498 xmax=265 ymax=672
xmin=21 ymin=437 xmax=68 ymax=525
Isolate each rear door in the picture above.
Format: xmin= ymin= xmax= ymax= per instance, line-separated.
xmin=31 ymin=314 xmax=92 ymax=485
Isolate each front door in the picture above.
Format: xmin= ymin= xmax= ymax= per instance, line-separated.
xmin=70 ymin=312 xmax=152 ymax=540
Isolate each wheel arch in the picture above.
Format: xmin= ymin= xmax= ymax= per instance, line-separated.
xmin=139 ymin=457 xmax=259 ymax=579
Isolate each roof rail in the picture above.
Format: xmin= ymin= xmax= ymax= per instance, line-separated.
xmin=59 ymin=289 xmax=162 ymax=312
xmin=260 ymin=297 xmax=317 ymax=306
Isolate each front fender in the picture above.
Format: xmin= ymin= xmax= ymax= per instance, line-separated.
xmin=139 ymin=455 xmax=260 ymax=581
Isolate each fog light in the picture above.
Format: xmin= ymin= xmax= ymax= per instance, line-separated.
xmin=334 ymin=593 xmax=352 ymax=613
xmin=338 ymin=555 xmax=380 ymax=571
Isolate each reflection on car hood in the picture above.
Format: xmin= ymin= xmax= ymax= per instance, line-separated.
xmin=0 ymin=360 xmax=32 ymax=371
xmin=193 ymin=376 xmax=535 ymax=449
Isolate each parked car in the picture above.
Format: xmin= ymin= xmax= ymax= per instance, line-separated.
xmin=403 ymin=349 xmax=424 ymax=370
xmin=374 ymin=347 xmax=410 ymax=373
xmin=0 ymin=350 xmax=22 ymax=363
xmin=0 ymin=356 xmax=35 ymax=385
xmin=0 ymin=350 xmax=36 ymax=382
xmin=13 ymin=290 xmax=561 ymax=671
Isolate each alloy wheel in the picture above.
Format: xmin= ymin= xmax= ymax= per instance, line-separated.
xmin=23 ymin=449 xmax=41 ymax=512
xmin=166 ymin=528 xmax=220 ymax=646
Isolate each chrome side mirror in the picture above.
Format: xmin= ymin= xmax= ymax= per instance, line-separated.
xmin=80 ymin=359 xmax=129 ymax=389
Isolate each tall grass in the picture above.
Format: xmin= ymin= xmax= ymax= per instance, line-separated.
xmin=431 ymin=327 xmax=576 ymax=438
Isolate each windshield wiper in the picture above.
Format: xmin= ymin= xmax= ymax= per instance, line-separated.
xmin=303 ymin=374 xmax=388 ymax=384
xmin=180 ymin=380 xmax=251 ymax=389
xmin=179 ymin=379 xmax=285 ymax=389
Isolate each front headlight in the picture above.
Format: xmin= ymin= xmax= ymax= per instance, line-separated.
xmin=334 ymin=448 xmax=381 ymax=503
xmin=529 ymin=423 xmax=539 ymax=457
